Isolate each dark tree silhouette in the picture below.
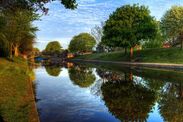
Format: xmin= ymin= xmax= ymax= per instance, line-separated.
xmin=100 ymin=71 xmax=156 ymax=121
xmin=159 ymin=83 xmax=183 ymax=122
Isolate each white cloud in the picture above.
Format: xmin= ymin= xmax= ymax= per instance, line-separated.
xmin=34 ymin=0 xmax=183 ymax=50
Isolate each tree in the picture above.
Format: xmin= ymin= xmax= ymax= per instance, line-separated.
xmin=102 ymin=4 xmax=157 ymax=58
xmin=68 ymin=66 xmax=96 ymax=88
xmin=159 ymin=83 xmax=183 ymax=122
xmin=69 ymin=33 xmax=96 ymax=53
xmin=45 ymin=66 xmax=62 ymax=77
xmin=91 ymin=22 xmax=104 ymax=45
xmin=0 ymin=8 xmax=38 ymax=58
xmin=100 ymin=71 xmax=156 ymax=121
xmin=161 ymin=6 xmax=183 ymax=49
xmin=142 ymin=22 xmax=164 ymax=49
xmin=45 ymin=41 xmax=63 ymax=53
xmin=2 ymin=0 xmax=77 ymax=13
xmin=0 ymin=0 xmax=77 ymax=58
xmin=91 ymin=22 xmax=108 ymax=53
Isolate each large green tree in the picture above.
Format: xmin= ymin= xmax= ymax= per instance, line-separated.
xmin=142 ymin=22 xmax=164 ymax=49
xmin=102 ymin=4 xmax=157 ymax=58
xmin=45 ymin=41 xmax=63 ymax=53
xmin=161 ymin=6 xmax=183 ymax=49
xmin=69 ymin=33 xmax=96 ymax=53
xmin=0 ymin=8 xmax=38 ymax=57
xmin=0 ymin=0 xmax=77 ymax=58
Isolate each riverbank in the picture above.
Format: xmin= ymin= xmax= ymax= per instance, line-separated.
xmin=0 ymin=58 xmax=39 ymax=122
xmin=72 ymin=59 xmax=183 ymax=70
xmin=75 ymin=48 xmax=183 ymax=64
xmin=72 ymin=48 xmax=183 ymax=69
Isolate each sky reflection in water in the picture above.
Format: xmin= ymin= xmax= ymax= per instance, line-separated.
xmin=35 ymin=64 xmax=183 ymax=122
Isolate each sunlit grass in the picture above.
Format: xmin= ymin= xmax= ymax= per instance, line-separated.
xmin=75 ymin=48 xmax=183 ymax=64
xmin=0 ymin=58 xmax=38 ymax=122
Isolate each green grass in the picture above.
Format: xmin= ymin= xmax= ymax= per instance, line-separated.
xmin=0 ymin=57 xmax=38 ymax=122
xmin=75 ymin=48 xmax=183 ymax=64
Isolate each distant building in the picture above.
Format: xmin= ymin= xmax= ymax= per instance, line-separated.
xmin=163 ymin=43 xmax=171 ymax=48
xmin=67 ymin=53 xmax=74 ymax=58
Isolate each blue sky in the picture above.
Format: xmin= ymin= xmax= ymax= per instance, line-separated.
xmin=34 ymin=0 xmax=183 ymax=50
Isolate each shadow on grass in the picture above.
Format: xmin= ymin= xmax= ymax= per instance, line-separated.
xmin=0 ymin=114 xmax=4 ymax=122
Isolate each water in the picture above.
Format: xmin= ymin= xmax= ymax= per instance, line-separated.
xmin=34 ymin=63 xmax=183 ymax=122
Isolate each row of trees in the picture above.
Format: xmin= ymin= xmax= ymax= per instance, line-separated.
xmin=86 ymin=5 xmax=183 ymax=58
xmin=0 ymin=8 xmax=38 ymax=58
xmin=0 ymin=0 xmax=76 ymax=58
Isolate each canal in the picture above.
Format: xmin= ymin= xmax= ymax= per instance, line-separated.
xmin=34 ymin=63 xmax=183 ymax=122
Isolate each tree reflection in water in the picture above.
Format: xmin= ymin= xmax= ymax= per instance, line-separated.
xmin=35 ymin=63 xmax=183 ymax=121
xmin=97 ymin=69 xmax=156 ymax=122
xmin=159 ymin=82 xmax=183 ymax=122
xmin=68 ymin=65 xmax=96 ymax=88
xmin=45 ymin=66 xmax=62 ymax=77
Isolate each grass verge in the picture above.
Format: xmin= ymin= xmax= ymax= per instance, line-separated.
xmin=75 ymin=48 xmax=183 ymax=64
xmin=0 ymin=57 xmax=39 ymax=122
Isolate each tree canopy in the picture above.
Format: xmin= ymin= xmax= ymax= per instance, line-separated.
xmin=0 ymin=0 xmax=77 ymax=58
xmin=45 ymin=41 xmax=63 ymax=53
xmin=161 ymin=6 xmax=183 ymax=48
xmin=2 ymin=0 xmax=77 ymax=13
xmin=0 ymin=8 xmax=38 ymax=57
xmin=69 ymin=33 xmax=96 ymax=53
xmin=142 ymin=22 xmax=164 ymax=49
xmin=102 ymin=4 xmax=158 ymax=56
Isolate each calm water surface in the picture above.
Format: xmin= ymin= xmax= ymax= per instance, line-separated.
xmin=34 ymin=63 xmax=183 ymax=122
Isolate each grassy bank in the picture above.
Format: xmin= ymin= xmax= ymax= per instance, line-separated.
xmin=75 ymin=48 xmax=183 ymax=64
xmin=0 ymin=58 xmax=39 ymax=122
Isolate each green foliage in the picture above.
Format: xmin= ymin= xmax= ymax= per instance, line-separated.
xmin=102 ymin=4 xmax=158 ymax=49
xmin=3 ymin=0 xmax=77 ymax=13
xmin=45 ymin=66 xmax=62 ymax=77
xmin=45 ymin=41 xmax=63 ymax=53
xmin=161 ymin=6 xmax=183 ymax=39
xmin=142 ymin=32 xmax=163 ymax=49
xmin=68 ymin=66 xmax=96 ymax=88
xmin=101 ymin=72 xmax=156 ymax=121
xmin=0 ymin=8 xmax=38 ymax=57
xmin=69 ymin=33 xmax=96 ymax=52
xmin=159 ymin=83 xmax=183 ymax=122
xmin=142 ymin=39 xmax=163 ymax=49
xmin=33 ymin=48 xmax=40 ymax=53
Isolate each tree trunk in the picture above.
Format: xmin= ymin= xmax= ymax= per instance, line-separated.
xmin=130 ymin=47 xmax=134 ymax=60
xmin=9 ymin=44 xmax=13 ymax=59
xmin=129 ymin=72 xmax=133 ymax=81
xmin=179 ymin=83 xmax=183 ymax=99
xmin=179 ymin=32 xmax=183 ymax=50
xmin=14 ymin=45 xmax=19 ymax=57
